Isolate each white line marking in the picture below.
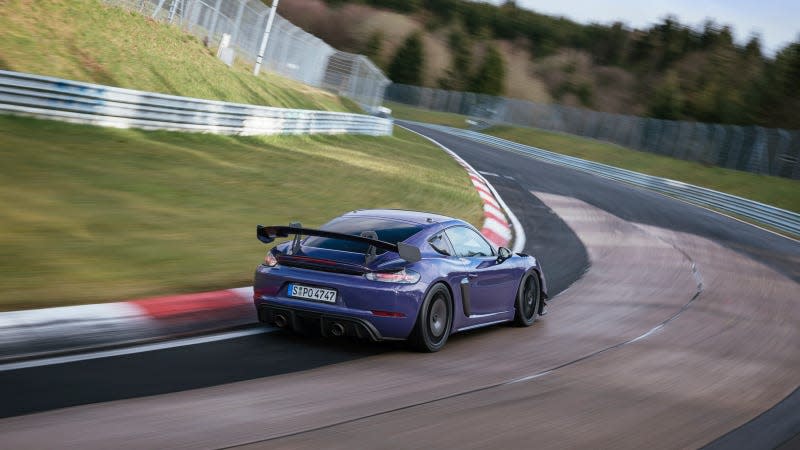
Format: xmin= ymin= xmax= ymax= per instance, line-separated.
xmin=503 ymin=175 xmax=515 ymax=180
xmin=666 ymin=195 xmax=799 ymax=244
xmin=478 ymin=171 xmax=499 ymax=177
xmin=0 ymin=327 xmax=276 ymax=372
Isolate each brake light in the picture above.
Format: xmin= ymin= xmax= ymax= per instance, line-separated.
xmin=364 ymin=269 xmax=420 ymax=284
xmin=264 ymin=252 xmax=278 ymax=267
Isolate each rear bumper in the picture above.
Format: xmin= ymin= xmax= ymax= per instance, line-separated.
xmin=254 ymin=264 xmax=425 ymax=339
xmin=258 ymin=303 xmax=389 ymax=341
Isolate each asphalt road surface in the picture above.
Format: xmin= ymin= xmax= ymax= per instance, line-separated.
xmin=0 ymin=123 xmax=797 ymax=449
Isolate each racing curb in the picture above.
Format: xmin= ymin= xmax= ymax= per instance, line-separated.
xmin=0 ymin=129 xmax=524 ymax=364
xmin=398 ymin=124 xmax=526 ymax=253
xmin=0 ymin=287 xmax=255 ymax=362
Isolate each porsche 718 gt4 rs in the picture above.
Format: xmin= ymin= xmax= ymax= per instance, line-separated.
xmin=253 ymin=209 xmax=547 ymax=352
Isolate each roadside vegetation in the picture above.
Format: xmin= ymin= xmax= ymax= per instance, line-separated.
xmin=283 ymin=0 xmax=800 ymax=129
xmin=385 ymin=101 xmax=470 ymax=129
xmin=388 ymin=103 xmax=799 ymax=214
xmin=0 ymin=0 xmax=359 ymax=112
xmin=0 ymin=116 xmax=483 ymax=310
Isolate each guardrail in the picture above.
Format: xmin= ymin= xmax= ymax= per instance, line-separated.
xmin=0 ymin=70 xmax=392 ymax=136
xmin=408 ymin=121 xmax=800 ymax=237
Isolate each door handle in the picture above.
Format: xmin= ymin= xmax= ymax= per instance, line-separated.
xmin=468 ymin=273 xmax=478 ymax=279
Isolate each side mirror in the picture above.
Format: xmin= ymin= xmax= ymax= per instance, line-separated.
xmin=497 ymin=247 xmax=512 ymax=262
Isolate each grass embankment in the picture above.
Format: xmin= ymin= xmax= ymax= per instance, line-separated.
xmin=388 ymin=103 xmax=799 ymax=213
xmin=0 ymin=0 xmax=359 ymax=112
xmin=0 ymin=116 xmax=483 ymax=311
xmin=385 ymin=101 xmax=470 ymax=128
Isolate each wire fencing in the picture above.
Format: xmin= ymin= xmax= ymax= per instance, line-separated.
xmin=386 ymin=84 xmax=800 ymax=179
xmin=405 ymin=121 xmax=800 ymax=236
xmin=105 ymin=0 xmax=390 ymax=110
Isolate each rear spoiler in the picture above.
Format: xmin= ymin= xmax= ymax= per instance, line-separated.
xmin=257 ymin=224 xmax=421 ymax=264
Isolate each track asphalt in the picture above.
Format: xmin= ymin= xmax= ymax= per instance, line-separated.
xmin=1 ymin=123 xmax=796 ymax=449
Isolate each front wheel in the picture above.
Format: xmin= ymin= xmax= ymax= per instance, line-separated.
xmin=409 ymin=284 xmax=453 ymax=352
xmin=514 ymin=271 xmax=542 ymax=327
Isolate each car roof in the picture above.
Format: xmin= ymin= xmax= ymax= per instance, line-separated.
xmin=342 ymin=209 xmax=464 ymax=227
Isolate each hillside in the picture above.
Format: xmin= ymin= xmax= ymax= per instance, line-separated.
xmin=280 ymin=0 xmax=800 ymax=129
xmin=0 ymin=0 xmax=360 ymax=112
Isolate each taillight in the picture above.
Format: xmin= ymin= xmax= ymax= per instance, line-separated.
xmin=364 ymin=269 xmax=420 ymax=284
xmin=264 ymin=252 xmax=278 ymax=267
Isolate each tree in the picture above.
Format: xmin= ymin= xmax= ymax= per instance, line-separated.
xmin=388 ymin=33 xmax=425 ymax=85
xmin=648 ymin=71 xmax=684 ymax=119
xmin=362 ymin=31 xmax=384 ymax=68
xmin=744 ymin=35 xmax=762 ymax=59
xmin=470 ymin=44 xmax=505 ymax=95
xmin=438 ymin=29 xmax=473 ymax=90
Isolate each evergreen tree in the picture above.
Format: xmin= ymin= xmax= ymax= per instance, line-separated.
xmin=744 ymin=35 xmax=762 ymax=59
xmin=470 ymin=44 xmax=505 ymax=95
xmin=438 ymin=29 xmax=472 ymax=90
xmin=648 ymin=71 xmax=684 ymax=119
xmin=388 ymin=33 xmax=425 ymax=85
xmin=362 ymin=31 xmax=384 ymax=68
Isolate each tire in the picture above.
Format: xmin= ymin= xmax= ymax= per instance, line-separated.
xmin=409 ymin=283 xmax=453 ymax=352
xmin=514 ymin=270 xmax=542 ymax=327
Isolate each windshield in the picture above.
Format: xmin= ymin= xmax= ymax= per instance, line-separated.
xmin=303 ymin=217 xmax=423 ymax=254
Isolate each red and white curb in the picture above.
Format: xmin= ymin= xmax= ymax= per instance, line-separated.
xmin=0 ymin=129 xmax=525 ymax=362
xmin=0 ymin=287 xmax=255 ymax=361
xmin=400 ymin=125 xmax=526 ymax=253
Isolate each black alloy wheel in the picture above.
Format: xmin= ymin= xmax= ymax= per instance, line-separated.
xmin=410 ymin=283 xmax=453 ymax=352
xmin=514 ymin=271 xmax=541 ymax=327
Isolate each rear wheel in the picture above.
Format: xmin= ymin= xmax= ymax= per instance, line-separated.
xmin=514 ymin=271 xmax=541 ymax=327
xmin=409 ymin=284 xmax=453 ymax=352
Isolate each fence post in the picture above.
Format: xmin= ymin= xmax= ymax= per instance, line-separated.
xmin=208 ymin=0 xmax=224 ymax=42
xmin=746 ymin=127 xmax=768 ymax=174
xmin=727 ymin=127 xmax=745 ymax=169
xmin=254 ymin=0 xmax=279 ymax=76
xmin=790 ymin=131 xmax=800 ymax=180
xmin=167 ymin=0 xmax=181 ymax=23
xmin=151 ymin=0 xmax=167 ymax=18
xmin=230 ymin=0 xmax=247 ymax=45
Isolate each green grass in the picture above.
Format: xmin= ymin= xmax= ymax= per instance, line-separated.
xmin=0 ymin=0 xmax=359 ymax=112
xmin=0 ymin=116 xmax=483 ymax=311
xmin=486 ymin=125 xmax=800 ymax=214
xmin=385 ymin=101 xmax=471 ymax=128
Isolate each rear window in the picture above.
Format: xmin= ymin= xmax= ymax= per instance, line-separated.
xmin=303 ymin=217 xmax=423 ymax=254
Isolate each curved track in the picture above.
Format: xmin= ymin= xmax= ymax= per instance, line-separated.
xmin=1 ymin=124 xmax=798 ymax=449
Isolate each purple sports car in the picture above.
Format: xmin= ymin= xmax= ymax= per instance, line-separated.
xmin=253 ymin=209 xmax=547 ymax=352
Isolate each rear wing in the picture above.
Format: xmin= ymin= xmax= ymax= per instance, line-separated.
xmin=257 ymin=224 xmax=421 ymax=264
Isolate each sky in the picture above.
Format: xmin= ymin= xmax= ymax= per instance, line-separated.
xmin=482 ymin=0 xmax=800 ymax=55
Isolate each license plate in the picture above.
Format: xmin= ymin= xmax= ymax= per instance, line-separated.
xmin=287 ymin=283 xmax=337 ymax=303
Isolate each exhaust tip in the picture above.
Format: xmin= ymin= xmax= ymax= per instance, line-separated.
xmin=330 ymin=322 xmax=345 ymax=337
xmin=274 ymin=314 xmax=288 ymax=328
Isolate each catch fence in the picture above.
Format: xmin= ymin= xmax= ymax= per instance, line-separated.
xmin=105 ymin=0 xmax=390 ymax=110
xmin=387 ymin=84 xmax=800 ymax=179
